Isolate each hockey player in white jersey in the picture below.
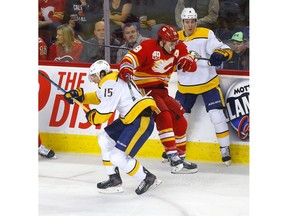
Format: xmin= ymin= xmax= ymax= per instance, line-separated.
xmin=64 ymin=60 xmax=161 ymax=195
xmin=175 ymin=8 xmax=233 ymax=166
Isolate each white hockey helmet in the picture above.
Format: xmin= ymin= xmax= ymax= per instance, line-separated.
xmin=181 ymin=7 xmax=198 ymax=20
xmin=88 ymin=60 xmax=110 ymax=81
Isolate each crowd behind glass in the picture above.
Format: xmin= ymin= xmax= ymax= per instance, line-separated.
xmin=39 ymin=0 xmax=249 ymax=71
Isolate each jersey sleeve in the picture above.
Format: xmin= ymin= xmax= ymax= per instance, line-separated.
xmin=206 ymin=30 xmax=232 ymax=55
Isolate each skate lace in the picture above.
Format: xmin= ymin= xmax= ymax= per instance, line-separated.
xmin=137 ymin=180 xmax=146 ymax=191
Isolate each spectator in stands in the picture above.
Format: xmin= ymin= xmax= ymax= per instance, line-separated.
xmin=132 ymin=0 xmax=177 ymax=38
xmin=175 ymin=0 xmax=219 ymax=30
xmin=109 ymin=0 xmax=135 ymax=40
xmin=39 ymin=0 xmax=65 ymax=41
xmin=64 ymin=0 xmax=104 ymax=40
xmin=223 ymin=31 xmax=249 ymax=70
xmin=80 ymin=21 xmax=121 ymax=63
xmin=48 ymin=24 xmax=84 ymax=62
xmin=116 ymin=22 xmax=149 ymax=64
xmin=214 ymin=0 xmax=249 ymax=44
xmin=38 ymin=37 xmax=48 ymax=61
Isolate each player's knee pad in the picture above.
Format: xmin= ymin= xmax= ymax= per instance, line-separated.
xmin=109 ymin=148 xmax=129 ymax=169
xmin=208 ymin=109 xmax=227 ymax=125
xmin=173 ymin=115 xmax=187 ymax=135
xmin=98 ymin=131 xmax=116 ymax=154
xmin=154 ymin=110 xmax=173 ymax=131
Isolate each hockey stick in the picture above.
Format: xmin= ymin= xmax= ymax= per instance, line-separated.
xmin=190 ymin=51 xmax=211 ymax=65
xmin=124 ymin=73 xmax=137 ymax=101
xmin=38 ymin=71 xmax=90 ymax=112
xmin=77 ymin=35 xmax=131 ymax=50
xmin=194 ymin=57 xmax=210 ymax=61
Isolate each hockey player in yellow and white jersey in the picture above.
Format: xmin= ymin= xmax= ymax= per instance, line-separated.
xmin=64 ymin=60 xmax=161 ymax=195
xmin=175 ymin=8 xmax=233 ymax=166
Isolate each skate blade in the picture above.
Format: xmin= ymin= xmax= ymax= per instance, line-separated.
xmin=224 ymin=160 xmax=231 ymax=166
xmin=39 ymin=155 xmax=57 ymax=159
xmin=171 ymin=168 xmax=198 ymax=174
xmin=161 ymin=158 xmax=170 ymax=163
xmin=170 ymin=163 xmax=184 ymax=173
xmin=148 ymin=179 xmax=162 ymax=192
xmin=97 ymin=186 xmax=124 ymax=194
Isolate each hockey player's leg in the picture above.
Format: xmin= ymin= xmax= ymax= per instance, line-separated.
xmin=135 ymin=167 xmax=162 ymax=195
xmin=38 ymin=134 xmax=56 ymax=159
xmin=97 ymin=132 xmax=124 ymax=193
xmin=173 ymin=115 xmax=198 ymax=174
xmin=208 ymin=109 xmax=231 ymax=166
xmin=110 ymin=148 xmax=161 ymax=195
xmin=154 ymin=111 xmax=184 ymax=173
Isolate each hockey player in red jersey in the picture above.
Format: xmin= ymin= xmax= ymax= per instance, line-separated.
xmin=118 ymin=25 xmax=198 ymax=174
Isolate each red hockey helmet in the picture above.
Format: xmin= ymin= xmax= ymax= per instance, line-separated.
xmin=158 ymin=25 xmax=179 ymax=42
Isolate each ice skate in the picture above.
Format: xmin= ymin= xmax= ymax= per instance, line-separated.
xmin=170 ymin=158 xmax=184 ymax=173
xmin=97 ymin=167 xmax=124 ymax=193
xmin=220 ymin=146 xmax=232 ymax=166
xmin=171 ymin=158 xmax=198 ymax=174
xmin=135 ymin=168 xmax=162 ymax=195
xmin=38 ymin=144 xmax=56 ymax=159
xmin=161 ymin=152 xmax=170 ymax=163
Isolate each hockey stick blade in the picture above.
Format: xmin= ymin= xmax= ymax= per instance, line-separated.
xmin=77 ymin=35 xmax=130 ymax=50
xmin=38 ymin=70 xmax=89 ymax=112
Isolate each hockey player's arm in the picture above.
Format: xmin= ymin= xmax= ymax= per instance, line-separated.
xmin=209 ymin=48 xmax=233 ymax=66
xmin=177 ymin=54 xmax=197 ymax=72
xmin=118 ymin=55 xmax=134 ymax=82
xmin=64 ymin=89 xmax=100 ymax=105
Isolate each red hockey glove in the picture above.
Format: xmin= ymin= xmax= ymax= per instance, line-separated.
xmin=119 ymin=67 xmax=134 ymax=82
xmin=177 ymin=55 xmax=197 ymax=72
xmin=64 ymin=88 xmax=84 ymax=104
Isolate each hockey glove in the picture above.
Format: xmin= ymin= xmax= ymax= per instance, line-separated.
xmin=64 ymin=88 xmax=84 ymax=104
xmin=209 ymin=49 xmax=230 ymax=66
xmin=177 ymin=55 xmax=197 ymax=72
xmin=118 ymin=67 xmax=134 ymax=82
xmin=85 ymin=109 xmax=97 ymax=125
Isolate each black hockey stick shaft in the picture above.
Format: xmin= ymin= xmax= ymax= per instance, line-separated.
xmin=38 ymin=70 xmax=90 ymax=112
xmin=78 ymin=35 xmax=131 ymax=50
xmin=39 ymin=70 xmax=66 ymax=93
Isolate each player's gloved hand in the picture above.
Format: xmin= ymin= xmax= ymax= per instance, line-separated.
xmin=118 ymin=67 xmax=134 ymax=82
xmin=209 ymin=49 xmax=230 ymax=66
xmin=85 ymin=109 xmax=97 ymax=125
xmin=64 ymin=88 xmax=84 ymax=104
xmin=177 ymin=55 xmax=197 ymax=72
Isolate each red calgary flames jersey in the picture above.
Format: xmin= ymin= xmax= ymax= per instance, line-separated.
xmin=48 ymin=40 xmax=83 ymax=62
xmin=120 ymin=39 xmax=190 ymax=88
xmin=38 ymin=37 xmax=47 ymax=61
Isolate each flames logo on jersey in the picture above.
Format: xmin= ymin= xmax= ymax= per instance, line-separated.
xmin=225 ymin=80 xmax=249 ymax=140
xmin=54 ymin=55 xmax=73 ymax=62
xmin=152 ymin=58 xmax=174 ymax=73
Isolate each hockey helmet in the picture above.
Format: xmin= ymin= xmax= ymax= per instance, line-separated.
xmin=158 ymin=25 xmax=179 ymax=42
xmin=88 ymin=60 xmax=110 ymax=81
xmin=181 ymin=7 xmax=198 ymax=20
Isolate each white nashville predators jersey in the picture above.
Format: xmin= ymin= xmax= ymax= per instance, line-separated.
xmin=83 ymin=72 xmax=157 ymax=125
xmin=177 ymin=27 xmax=231 ymax=94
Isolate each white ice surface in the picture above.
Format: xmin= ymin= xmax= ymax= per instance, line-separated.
xmin=39 ymin=153 xmax=249 ymax=216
